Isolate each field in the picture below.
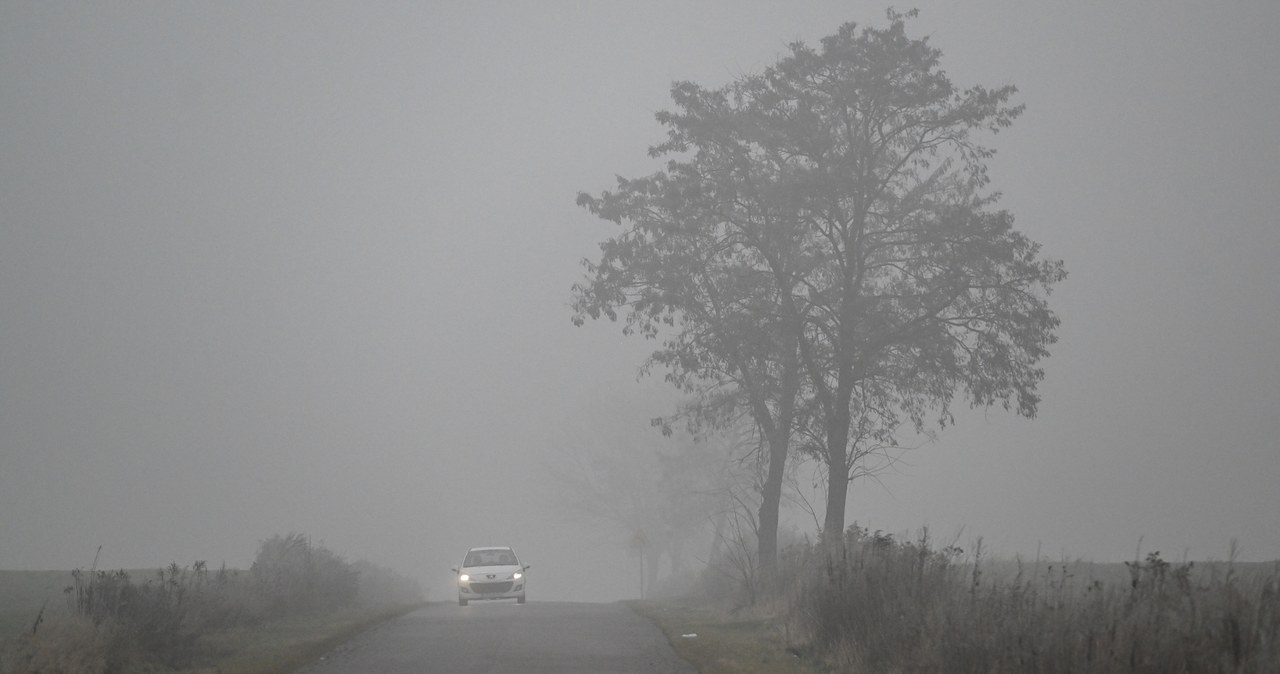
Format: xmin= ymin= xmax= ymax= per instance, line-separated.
xmin=0 ymin=571 xmax=74 ymax=641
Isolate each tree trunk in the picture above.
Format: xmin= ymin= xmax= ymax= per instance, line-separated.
xmin=822 ymin=376 xmax=853 ymax=546
xmin=709 ymin=510 xmax=727 ymax=562
xmin=754 ymin=325 xmax=802 ymax=581
xmin=669 ymin=534 xmax=685 ymax=578
xmin=822 ymin=449 xmax=849 ymax=546
xmin=756 ymin=432 xmax=788 ymax=582
xmin=645 ymin=547 xmax=661 ymax=597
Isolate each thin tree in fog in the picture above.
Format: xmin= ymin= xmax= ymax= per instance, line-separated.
xmin=549 ymin=429 xmax=746 ymax=593
xmin=576 ymin=10 xmax=1065 ymax=545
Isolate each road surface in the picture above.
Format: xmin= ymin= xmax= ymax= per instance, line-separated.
xmin=297 ymin=601 xmax=697 ymax=673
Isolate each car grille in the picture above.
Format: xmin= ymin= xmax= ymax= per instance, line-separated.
xmin=471 ymin=581 xmax=513 ymax=594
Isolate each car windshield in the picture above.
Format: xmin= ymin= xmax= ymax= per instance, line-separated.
xmin=463 ymin=548 xmax=517 ymax=567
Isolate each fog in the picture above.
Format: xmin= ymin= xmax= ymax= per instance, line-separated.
xmin=2 ymin=1 xmax=1277 ymax=603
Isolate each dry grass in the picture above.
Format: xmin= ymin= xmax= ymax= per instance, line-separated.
xmin=785 ymin=528 xmax=1280 ymax=674
xmin=1 ymin=602 xmax=423 ymax=674
xmin=0 ymin=536 xmax=424 ymax=673
xmin=671 ymin=525 xmax=1280 ymax=673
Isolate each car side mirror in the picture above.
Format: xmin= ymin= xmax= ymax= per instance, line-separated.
xmin=451 ymin=567 xmax=459 ymax=574
xmin=523 ymin=565 xmax=531 ymax=571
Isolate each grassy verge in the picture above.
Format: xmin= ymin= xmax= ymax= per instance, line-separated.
xmin=1 ymin=601 xmax=425 ymax=674
xmin=1 ymin=536 xmax=426 ymax=672
xmin=635 ymin=528 xmax=1280 ymax=674
xmin=626 ymin=598 xmax=823 ymax=674
xmin=176 ymin=602 xmax=425 ymax=674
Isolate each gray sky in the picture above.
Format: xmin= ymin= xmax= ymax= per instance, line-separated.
xmin=2 ymin=1 xmax=1278 ymax=600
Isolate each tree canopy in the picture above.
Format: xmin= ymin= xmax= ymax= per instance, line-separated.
xmin=574 ymin=10 xmax=1065 ymax=557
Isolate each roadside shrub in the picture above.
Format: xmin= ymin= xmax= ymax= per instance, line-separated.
xmin=695 ymin=521 xmax=813 ymax=609
xmin=693 ymin=560 xmax=739 ymax=605
xmin=250 ymin=533 xmax=358 ymax=616
xmin=0 ymin=561 xmax=238 ymax=672
xmin=63 ymin=562 xmax=217 ymax=667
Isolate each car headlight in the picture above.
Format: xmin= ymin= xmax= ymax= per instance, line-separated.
xmin=459 ymin=574 xmax=470 ymax=582
xmin=512 ymin=572 xmax=522 ymax=580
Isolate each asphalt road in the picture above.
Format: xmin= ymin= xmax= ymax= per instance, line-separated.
xmin=296 ymin=601 xmax=697 ymax=674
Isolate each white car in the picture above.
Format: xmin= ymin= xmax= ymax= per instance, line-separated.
xmin=452 ymin=546 xmax=528 ymax=606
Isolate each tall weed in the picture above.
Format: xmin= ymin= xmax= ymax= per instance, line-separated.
xmin=788 ymin=527 xmax=1280 ymax=673
xmin=1 ymin=534 xmax=421 ymax=673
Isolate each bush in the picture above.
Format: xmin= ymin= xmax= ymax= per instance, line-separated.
xmin=250 ymin=534 xmax=358 ymax=616
xmin=0 ymin=561 xmax=237 ymax=671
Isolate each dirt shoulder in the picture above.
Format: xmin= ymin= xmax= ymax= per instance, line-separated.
xmin=176 ymin=602 xmax=426 ymax=674
xmin=625 ymin=598 xmax=825 ymax=674
xmin=2 ymin=599 xmax=425 ymax=674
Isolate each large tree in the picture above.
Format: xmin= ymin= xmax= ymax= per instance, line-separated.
xmin=572 ymin=189 xmax=804 ymax=579
xmin=575 ymin=11 xmax=1064 ymax=549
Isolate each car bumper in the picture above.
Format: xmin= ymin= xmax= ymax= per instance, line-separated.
xmin=459 ymin=580 xmax=525 ymax=601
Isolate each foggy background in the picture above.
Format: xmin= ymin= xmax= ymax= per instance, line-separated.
xmin=2 ymin=1 xmax=1277 ymax=602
